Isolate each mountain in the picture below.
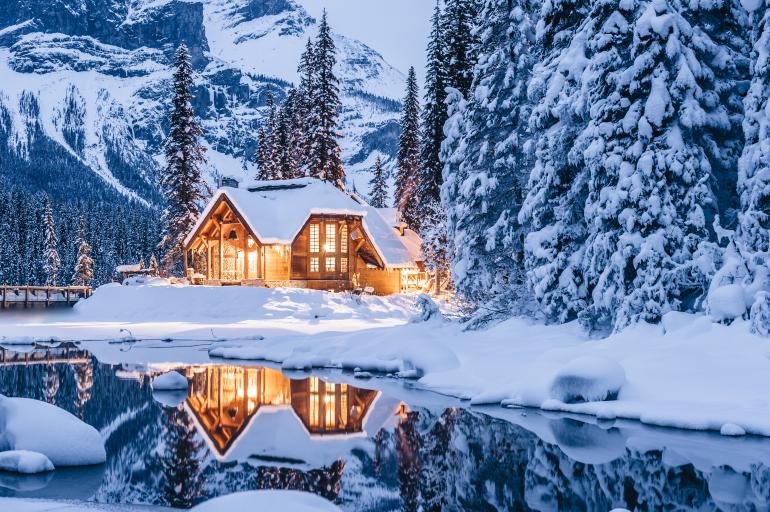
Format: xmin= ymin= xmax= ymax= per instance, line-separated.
xmin=0 ymin=0 xmax=405 ymax=206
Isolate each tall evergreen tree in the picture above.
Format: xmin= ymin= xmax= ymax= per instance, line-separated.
xmin=443 ymin=0 xmax=482 ymax=97
xmin=395 ymin=67 xmax=422 ymax=229
xmin=159 ymin=44 xmax=207 ymax=273
xmin=71 ymin=214 xmax=94 ymax=286
xmin=369 ymin=156 xmax=389 ymax=208
xmin=739 ymin=2 xmax=770 ymax=255
xmin=161 ymin=407 xmax=203 ymax=508
xmin=417 ymin=1 xmax=450 ymax=216
xmin=442 ymin=0 xmax=538 ymax=322
xmin=308 ymin=11 xmax=346 ymax=189
xmin=517 ymin=0 xmax=592 ymax=322
xmin=42 ymin=196 xmax=60 ymax=286
xmin=576 ymin=0 xmax=730 ymax=330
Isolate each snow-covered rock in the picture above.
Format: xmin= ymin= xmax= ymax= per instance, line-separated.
xmin=708 ymin=283 xmax=748 ymax=322
xmin=151 ymin=371 xmax=188 ymax=391
xmin=0 ymin=450 xmax=54 ymax=474
xmin=0 ymin=396 xmax=106 ymax=466
xmin=152 ymin=390 xmax=189 ymax=409
xmin=192 ymin=490 xmax=340 ymax=511
xmin=549 ymin=356 xmax=626 ymax=404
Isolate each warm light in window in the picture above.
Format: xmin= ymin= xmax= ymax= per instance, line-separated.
xmin=326 ymin=257 xmax=335 ymax=272
xmin=341 ymin=224 xmax=348 ymax=253
xmin=310 ymin=257 xmax=319 ymax=272
xmin=310 ymin=224 xmax=319 ymax=253
xmin=340 ymin=257 xmax=348 ymax=273
xmin=325 ymin=224 xmax=336 ymax=253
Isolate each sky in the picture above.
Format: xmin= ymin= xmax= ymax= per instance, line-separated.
xmin=294 ymin=0 xmax=435 ymax=85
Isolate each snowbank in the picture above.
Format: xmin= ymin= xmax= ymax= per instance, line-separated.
xmin=548 ymin=356 xmax=625 ymax=403
xmin=192 ymin=491 xmax=340 ymax=511
xmin=0 ymin=450 xmax=53 ymax=474
xmin=0 ymin=396 xmax=106 ymax=466
xmin=151 ymin=371 xmax=188 ymax=390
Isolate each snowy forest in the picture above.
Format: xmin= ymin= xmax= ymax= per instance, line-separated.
xmin=3 ymin=0 xmax=770 ymax=335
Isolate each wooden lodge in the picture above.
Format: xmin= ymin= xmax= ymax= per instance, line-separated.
xmin=184 ymin=365 xmax=380 ymax=457
xmin=183 ymin=178 xmax=426 ymax=295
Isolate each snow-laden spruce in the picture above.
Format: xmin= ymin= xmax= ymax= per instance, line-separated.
xmin=442 ymin=0 xmax=538 ymax=322
xmin=518 ymin=0 xmax=592 ymax=323
xmin=395 ymin=67 xmax=422 ymax=229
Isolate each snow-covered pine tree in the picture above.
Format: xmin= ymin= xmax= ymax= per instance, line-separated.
xmin=149 ymin=253 xmax=159 ymax=276
xmin=416 ymin=1 xmax=450 ymax=221
xmin=443 ymin=0 xmax=482 ymax=97
xmin=737 ymin=1 xmax=770 ymax=333
xmin=71 ymin=215 xmax=94 ymax=286
xmin=255 ymin=125 xmax=269 ymax=180
xmin=296 ymin=38 xmax=316 ymax=174
xmin=257 ymin=92 xmax=279 ymax=180
xmin=739 ymin=1 xmax=770 ymax=256
xmin=683 ymin=0 xmax=751 ymax=225
xmin=517 ymin=0 xmax=592 ymax=323
xmin=159 ymin=43 xmax=207 ymax=274
xmin=308 ymin=11 xmax=345 ymax=190
xmin=369 ymin=156 xmax=389 ymax=208
xmin=578 ymin=0 xmax=726 ymax=330
xmin=442 ymin=0 xmax=538 ymax=322
xmin=42 ymin=196 xmax=60 ymax=286
xmin=282 ymin=88 xmax=303 ymax=179
xmin=395 ymin=67 xmax=422 ymax=229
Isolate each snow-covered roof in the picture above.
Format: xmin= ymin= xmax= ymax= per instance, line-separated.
xmin=185 ymin=394 xmax=403 ymax=467
xmin=115 ymin=264 xmax=141 ymax=273
xmin=186 ymin=178 xmax=421 ymax=268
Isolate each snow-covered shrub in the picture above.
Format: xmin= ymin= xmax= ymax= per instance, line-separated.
xmin=549 ymin=356 xmax=626 ymax=404
xmin=707 ymin=244 xmax=750 ymax=322
xmin=751 ymin=291 xmax=770 ymax=336
xmin=412 ymin=293 xmax=442 ymax=323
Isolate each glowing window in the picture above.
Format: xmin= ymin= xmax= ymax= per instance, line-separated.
xmin=341 ymin=224 xmax=348 ymax=253
xmin=340 ymin=384 xmax=348 ymax=427
xmin=310 ymin=257 xmax=319 ymax=273
xmin=340 ymin=257 xmax=348 ymax=273
xmin=326 ymin=257 xmax=336 ymax=272
xmin=309 ymin=378 xmax=319 ymax=428
xmin=325 ymin=224 xmax=336 ymax=253
xmin=310 ymin=224 xmax=319 ymax=253
xmin=325 ymin=384 xmax=336 ymax=429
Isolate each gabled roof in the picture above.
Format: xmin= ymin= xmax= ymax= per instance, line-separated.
xmin=185 ymin=178 xmax=421 ymax=269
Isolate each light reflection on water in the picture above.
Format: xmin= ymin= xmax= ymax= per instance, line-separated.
xmin=0 ymin=345 xmax=769 ymax=511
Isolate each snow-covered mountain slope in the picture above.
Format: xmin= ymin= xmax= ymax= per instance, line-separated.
xmin=0 ymin=0 xmax=404 ymax=204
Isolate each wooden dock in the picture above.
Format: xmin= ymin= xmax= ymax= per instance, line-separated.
xmin=0 ymin=286 xmax=92 ymax=309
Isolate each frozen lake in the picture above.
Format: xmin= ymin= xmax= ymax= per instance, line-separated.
xmin=1 ymin=345 xmax=770 ymax=510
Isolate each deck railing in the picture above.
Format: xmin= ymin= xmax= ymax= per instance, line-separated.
xmin=0 ymin=286 xmax=92 ymax=309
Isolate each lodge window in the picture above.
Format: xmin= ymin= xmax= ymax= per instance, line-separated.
xmin=310 ymin=224 xmax=320 ymax=253
xmin=325 ymin=384 xmax=336 ymax=429
xmin=326 ymin=257 xmax=336 ymax=272
xmin=325 ymin=224 xmax=336 ymax=253
xmin=341 ymin=257 xmax=348 ymax=273
xmin=309 ymin=378 xmax=320 ymax=428
xmin=310 ymin=257 xmax=319 ymax=273
xmin=341 ymin=225 xmax=348 ymax=253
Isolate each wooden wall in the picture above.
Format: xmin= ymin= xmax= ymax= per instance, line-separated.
xmin=264 ymin=245 xmax=291 ymax=281
xmin=355 ymin=257 xmax=402 ymax=295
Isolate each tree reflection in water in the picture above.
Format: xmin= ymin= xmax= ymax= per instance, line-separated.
xmin=0 ymin=349 xmax=769 ymax=511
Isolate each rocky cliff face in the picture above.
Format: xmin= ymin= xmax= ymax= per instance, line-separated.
xmin=0 ymin=0 xmax=403 ymax=205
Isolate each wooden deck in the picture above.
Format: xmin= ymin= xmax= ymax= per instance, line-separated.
xmin=0 ymin=286 xmax=92 ymax=309
xmin=0 ymin=345 xmax=91 ymax=366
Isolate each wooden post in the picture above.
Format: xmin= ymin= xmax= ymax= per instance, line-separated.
xmin=1 ymin=286 xmax=6 ymax=310
xmin=242 ymin=232 xmax=250 ymax=282
xmin=46 ymin=287 xmax=50 ymax=307
xmin=434 ymin=269 xmax=441 ymax=295
xmin=65 ymin=288 xmax=70 ymax=305
xmin=206 ymin=240 xmax=212 ymax=280
xmin=24 ymin=286 xmax=29 ymax=309
xmin=219 ymin=222 xmax=224 ymax=280
xmin=183 ymin=248 xmax=189 ymax=279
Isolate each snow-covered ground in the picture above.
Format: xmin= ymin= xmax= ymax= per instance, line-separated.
xmin=2 ymin=285 xmax=770 ymax=437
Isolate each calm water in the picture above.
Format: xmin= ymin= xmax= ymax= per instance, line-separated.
xmin=1 ymin=345 xmax=769 ymax=511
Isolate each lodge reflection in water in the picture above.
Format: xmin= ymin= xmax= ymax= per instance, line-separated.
xmin=184 ymin=366 xmax=379 ymax=455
